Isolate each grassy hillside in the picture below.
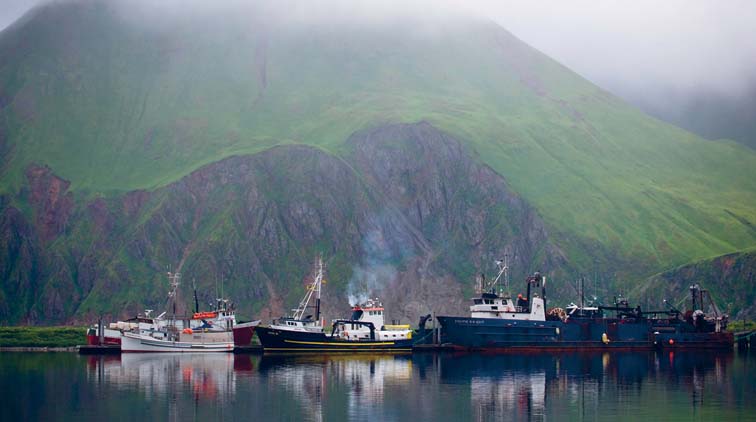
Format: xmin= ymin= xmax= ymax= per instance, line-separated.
xmin=0 ymin=326 xmax=85 ymax=347
xmin=0 ymin=0 xmax=754 ymax=276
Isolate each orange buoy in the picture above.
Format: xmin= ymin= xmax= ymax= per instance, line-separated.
xmin=183 ymin=328 xmax=193 ymax=334
xmin=669 ymin=339 xmax=675 ymax=345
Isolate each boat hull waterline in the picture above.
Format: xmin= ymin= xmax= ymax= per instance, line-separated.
xmin=436 ymin=316 xmax=734 ymax=351
xmin=232 ymin=320 xmax=262 ymax=347
xmin=255 ymin=326 xmax=413 ymax=353
xmin=120 ymin=332 xmax=234 ymax=353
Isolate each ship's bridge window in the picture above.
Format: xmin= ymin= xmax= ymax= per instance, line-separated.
xmin=474 ymin=299 xmax=483 ymax=304
xmin=484 ymin=299 xmax=493 ymax=304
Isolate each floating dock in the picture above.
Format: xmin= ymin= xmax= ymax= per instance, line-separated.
xmin=412 ymin=343 xmax=455 ymax=352
xmin=78 ymin=345 xmax=121 ymax=355
xmin=735 ymin=330 xmax=756 ymax=350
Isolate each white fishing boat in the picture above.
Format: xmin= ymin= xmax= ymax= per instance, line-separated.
xmin=120 ymin=271 xmax=235 ymax=353
xmin=86 ymin=310 xmax=167 ymax=346
xmin=120 ymin=330 xmax=234 ymax=352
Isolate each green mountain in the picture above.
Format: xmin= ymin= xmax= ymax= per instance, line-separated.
xmin=1 ymin=1 xmax=755 ymax=323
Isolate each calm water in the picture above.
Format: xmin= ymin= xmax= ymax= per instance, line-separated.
xmin=1 ymin=350 xmax=754 ymax=421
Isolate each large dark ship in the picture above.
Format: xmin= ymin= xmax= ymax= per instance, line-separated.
xmin=437 ymin=260 xmax=733 ymax=351
xmin=255 ymin=259 xmax=414 ymax=353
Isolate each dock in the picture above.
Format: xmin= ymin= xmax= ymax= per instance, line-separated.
xmin=735 ymin=330 xmax=756 ymax=350
xmin=77 ymin=345 xmax=121 ymax=355
xmin=412 ymin=343 xmax=455 ymax=352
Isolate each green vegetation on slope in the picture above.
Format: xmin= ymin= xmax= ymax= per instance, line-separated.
xmin=632 ymin=248 xmax=756 ymax=319
xmin=0 ymin=326 xmax=86 ymax=347
xmin=0 ymin=1 xmax=754 ymax=277
xmin=727 ymin=320 xmax=756 ymax=332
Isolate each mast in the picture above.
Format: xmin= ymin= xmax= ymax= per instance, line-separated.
xmin=542 ymin=274 xmax=547 ymax=309
xmin=193 ymin=278 xmax=199 ymax=314
xmin=292 ymin=256 xmax=325 ymax=322
xmin=489 ymin=258 xmax=508 ymax=295
xmin=167 ymin=271 xmax=180 ymax=327
xmin=503 ymin=254 xmax=510 ymax=295
xmin=580 ymin=277 xmax=585 ymax=310
xmin=315 ymin=258 xmax=322 ymax=322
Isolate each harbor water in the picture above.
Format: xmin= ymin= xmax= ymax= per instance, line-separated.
xmin=1 ymin=350 xmax=754 ymax=421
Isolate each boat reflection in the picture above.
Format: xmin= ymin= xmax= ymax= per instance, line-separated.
xmin=85 ymin=353 xmax=237 ymax=400
xmin=434 ymin=351 xmax=733 ymax=421
xmin=84 ymin=349 xmax=735 ymax=420
xmin=256 ymin=354 xmax=413 ymax=421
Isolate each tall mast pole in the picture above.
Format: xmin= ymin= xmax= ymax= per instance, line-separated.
xmin=167 ymin=271 xmax=180 ymax=328
xmin=315 ymin=257 xmax=322 ymax=323
xmin=580 ymin=277 xmax=585 ymax=310
xmin=504 ymin=254 xmax=509 ymax=295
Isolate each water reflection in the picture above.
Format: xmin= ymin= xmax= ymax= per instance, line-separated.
xmin=435 ymin=351 xmax=736 ymax=421
xmin=86 ymin=353 xmax=237 ymax=400
xmin=2 ymin=349 xmax=752 ymax=421
xmin=470 ymin=369 xmax=546 ymax=421
xmin=256 ymin=354 xmax=414 ymax=422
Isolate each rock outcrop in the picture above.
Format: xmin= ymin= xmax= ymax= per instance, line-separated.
xmin=0 ymin=122 xmax=572 ymax=324
xmin=637 ymin=250 xmax=756 ymax=319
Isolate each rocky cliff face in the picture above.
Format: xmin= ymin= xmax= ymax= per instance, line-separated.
xmin=349 ymin=122 xmax=566 ymax=276
xmin=0 ymin=197 xmax=42 ymax=323
xmin=346 ymin=123 xmax=570 ymax=320
xmin=636 ymin=250 xmax=756 ymax=319
xmin=0 ymin=122 xmax=573 ymax=324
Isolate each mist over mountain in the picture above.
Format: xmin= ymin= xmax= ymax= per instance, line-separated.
xmin=5 ymin=1 xmax=756 ymax=149
xmin=619 ymin=83 xmax=756 ymax=149
xmin=0 ymin=0 xmax=754 ymax=323
xmin=484 ymin=0 xmax=756 ymax=149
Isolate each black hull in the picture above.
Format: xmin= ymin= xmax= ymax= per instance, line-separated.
xmin=255 ymin=326 xmax=413 ymax=353
xmin=436 ymin=316 xmax=732 ymax=351
xmin=652 ymin=331 xmax=734 ymax=349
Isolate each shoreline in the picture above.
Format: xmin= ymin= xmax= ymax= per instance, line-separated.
xmin=0 ymin=346 xmax=78 ymax=352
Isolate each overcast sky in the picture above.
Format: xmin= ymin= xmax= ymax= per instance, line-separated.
xmin=2 ymin=0 xmax=754 ymax=102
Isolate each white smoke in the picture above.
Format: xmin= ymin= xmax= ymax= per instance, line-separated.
xmin=346 ymin=263 xmax=397 ymax=306
xmin=347 ymin=224 xmax=400 ymax=306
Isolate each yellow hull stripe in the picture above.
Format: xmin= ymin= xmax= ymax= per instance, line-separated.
xmin=265 ymin=347 xmax=412 ymax=352
xmin=283 ymin=339 xmax=396 ymax=346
